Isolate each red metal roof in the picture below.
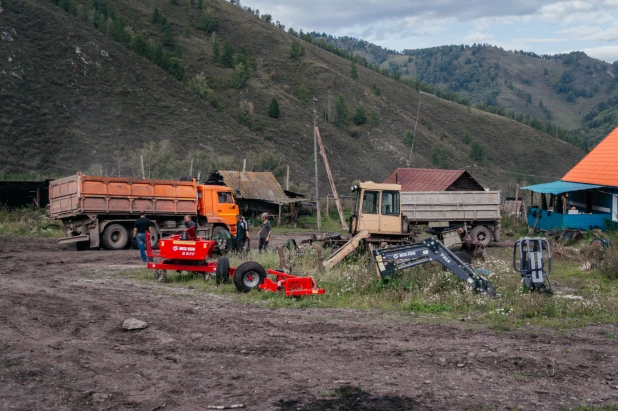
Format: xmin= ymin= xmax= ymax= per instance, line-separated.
xmin=562 ymin=125 xmax=618 ymax=188
xmin=384 ymin=168 xmax=469 ymax=191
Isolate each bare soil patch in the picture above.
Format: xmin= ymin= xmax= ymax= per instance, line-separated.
xmin=1 ymin=236 xmax=617 ymax=410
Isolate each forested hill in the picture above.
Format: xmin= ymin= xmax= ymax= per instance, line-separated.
xmin=309 ymin=34 xmax=618 ymax=149
xmin=0 ymin=0 xmax=584 ymax=194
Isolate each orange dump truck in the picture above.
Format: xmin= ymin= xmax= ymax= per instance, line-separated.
xmin=49 ymin=173 xmax=238 ymax=250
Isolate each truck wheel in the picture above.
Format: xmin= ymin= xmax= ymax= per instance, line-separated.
xmin=149 ymin=225 xmax=160 ymax=250
xmin=233 ymin=262 xmax=266 ymax=293
xmin=215 ymin=256 xmax=230 ymax=285
xmin=101 ymin=224 xmax=130 ymax=250
xmin=470 ymin=226 xmax=491 ymax=246
xmin=212 ymin=225 xmax=228 ymax=238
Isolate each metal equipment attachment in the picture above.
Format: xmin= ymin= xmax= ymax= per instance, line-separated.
xmin=513 ymin=237 xmax=552 ymax=294
xmin=372 ymin=237 xmax=497 ymax=296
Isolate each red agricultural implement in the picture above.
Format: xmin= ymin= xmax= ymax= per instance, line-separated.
xmin=145 ymin=230 xmax=324 ymax=297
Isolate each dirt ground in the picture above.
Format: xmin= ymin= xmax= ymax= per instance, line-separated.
xmin=1 ymin=236 xmax=618 ymax=411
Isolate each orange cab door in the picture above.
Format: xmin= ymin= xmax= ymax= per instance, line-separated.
xmin=379 ymin=191 xmax=401 ymax=234
xmin=357 ymin=190 xmax=380 ymax=232
xmin=216 ymin=191 xmax=239 ymax=233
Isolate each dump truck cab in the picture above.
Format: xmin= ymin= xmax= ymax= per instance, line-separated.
xmin=350 ymin=182 xmax=409 ymax=237
xmin=197 ymin=185 xmax=238 ymax=236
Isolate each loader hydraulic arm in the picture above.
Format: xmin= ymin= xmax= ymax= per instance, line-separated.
xmin=372 ymin=237 xmax=497 ymax=296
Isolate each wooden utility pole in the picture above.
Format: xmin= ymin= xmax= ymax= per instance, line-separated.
xmin=242 ymin=158 xmax=246 ymax=172
xmin=315 ymin=126 xmax=348 ymax=230
xmin=313 ymin=98 xmax=321 ymax=230
xmin=286 ymin=166 xmax=290 ymax=190
xmin=513 ymin=184 xmax=520 ymax=227
xmin=189 ymin=158 xmax=193 ymax=176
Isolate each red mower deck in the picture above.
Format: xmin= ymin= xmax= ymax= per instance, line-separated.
xmin=145 ymin=232 xmax=324 ymax=297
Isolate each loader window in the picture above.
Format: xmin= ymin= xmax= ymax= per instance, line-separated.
xmin=217 ymin=192 xmax=233 ymax=204
xmin=381 ymin=191 xmax=400 ymax=215
xmin=362 ymin=191 xmax=379 ymax=214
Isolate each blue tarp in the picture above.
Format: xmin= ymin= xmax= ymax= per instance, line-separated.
xmin=521 ymin=181 xmax=602 ymax=195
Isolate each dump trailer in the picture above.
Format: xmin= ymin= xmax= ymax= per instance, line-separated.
xmin=49 ymin=173 xmax=238 ymax=250
xmin=401 ymin=190 xmax=501 ymax=245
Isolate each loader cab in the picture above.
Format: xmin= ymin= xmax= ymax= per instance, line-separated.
xmin=351 ymin=182 xmax=403 ymax=235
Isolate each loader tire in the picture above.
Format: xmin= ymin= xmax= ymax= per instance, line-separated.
xmin=233 ymin=261 xmax=266 ymax=293
xmin=101 ymin=224 xmax=129 ymax=250
xmin=154 ymin=269 xmax=167 ymax=283
xmin=215 ymin=256 xmax=230 ymax=285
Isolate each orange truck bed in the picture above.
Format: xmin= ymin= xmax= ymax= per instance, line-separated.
xmin=49 ymin=173 xmax=198 ymax=219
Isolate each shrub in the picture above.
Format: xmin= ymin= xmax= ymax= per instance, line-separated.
xmin=335 ymin=94 xmax=348 ymax=126
xmin=220 ymin=42 xmax=234 ymax=68
xmin=198 ymin=9 xmax=217 ymax=32
xmin=350 ymin=61 xmax=358 ymax=80
xmin=432 ymin=145 xmax=448 ymax=168
xmin=403 ymin=130 xmax=414 ymax=147
xmin=237 ymin=99 xmax=254 ymax=127
xmin=463 ymin=131 xmax=471 ymax=144
xmin=295 ymin=84 xmax=309 ymax=105
xmin=290 ymin=40 xmax=305 ymax=59
xmin=188 ymin=72 xmax=212 ymax=99
xmin=268 ymin=98 xmax=280 ymax=118
xmin=469 ymin=141 xmax=486 ymax=162
xmin=369 ymin=110 xmax=379 ymax=126
xmin=352 ymin=105 xmax=367 ymax=125
xmin=232 ymin=63 xmax=249 ymax=88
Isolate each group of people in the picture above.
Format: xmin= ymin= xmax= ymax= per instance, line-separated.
xmin=132 ymin=212 xmax=272 ymax=262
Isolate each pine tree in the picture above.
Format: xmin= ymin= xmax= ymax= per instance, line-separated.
xmin=290 ymin=40 xmax=305 ymax=59
xmin=352 ymin=105 xmax=367 ymax=125
xmin=221 ymin=41 xmax=234 ymax=68
xmin=295 ymin=84 xmax=309 ymax=105
xmin=268 ymin=98 xmax=280 ymax=118
xmin=335 ymin=94 xmax=348 ymax=126
xmin=403 ymin=130 xmax=414 ymax=147
xmin=151 ymin=7 xmax=161 ymax=24
xmin=463 ymin=131 xmax=471 ymax=144
xmin=350 ymin=61 xmax=358 ymax=80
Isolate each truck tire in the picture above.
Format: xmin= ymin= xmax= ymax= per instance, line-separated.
xmin=212 ymin=225 xmax=228 ymax=238
xmin=233 ymin=262 xmax=266 ymax=293
xmin=215 ymin=256 xmax=230 ymax=285
xmin=101 ymin=224 xmax=130 ymax=250
xmin=470 ymin=226 xmax=492 ymax=247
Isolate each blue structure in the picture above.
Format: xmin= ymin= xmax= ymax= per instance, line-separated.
xmin=523 ymin=181 xmax=618 ymax=231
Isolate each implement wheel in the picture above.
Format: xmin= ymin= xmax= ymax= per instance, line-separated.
xmin=154 ymin=269 xmax=167 ymax=283
xmin=216 ymin=256 xmax=230 ymax=285
xmin=233 ymin=262 xmax=266 ymax=293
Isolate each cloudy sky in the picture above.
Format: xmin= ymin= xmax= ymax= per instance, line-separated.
xmin=239 ymin=0 xmax=618 ymax=63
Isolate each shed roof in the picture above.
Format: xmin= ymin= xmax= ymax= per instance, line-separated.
xmin=215 ymin=171 xmax=298 ymax=204
xmin=383 ymin=168 xmax=477 ymax=191
xmin=520 ymin=181 xmax=602 ymax=195
xmin=562 ymin=125 xmax=618 ymax=188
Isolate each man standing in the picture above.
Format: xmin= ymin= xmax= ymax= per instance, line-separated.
xmin=133 ymin=212 xmax=154 ymax=262
xmin=258 ymin=212 xmax=271 ymax=252
xmin=235 ymin=215 xmax=249 ymax=253
xmin=184 ymin=215 xmax=196 ymax=229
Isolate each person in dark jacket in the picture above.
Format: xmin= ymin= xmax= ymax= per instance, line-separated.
xmin=235 ymin=215 xmax=249 ymax=253
xmin=258 ymin=212 xmax=271 ymax=252
xmin=133 ymin=212 xmax=154 ymax=262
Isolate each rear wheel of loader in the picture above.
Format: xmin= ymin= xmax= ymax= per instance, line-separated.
xmin=470 ymin=226 xmax=492 ymax=247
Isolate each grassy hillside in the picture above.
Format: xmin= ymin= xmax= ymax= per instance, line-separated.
xmin=0 ymin=0 xmax=585 ymax=195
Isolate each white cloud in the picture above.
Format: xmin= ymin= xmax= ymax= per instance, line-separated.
xmin=464 ymin=32 xmax=495 ymax=43
xmin=580 ymin=45 xmax=618 ymax=62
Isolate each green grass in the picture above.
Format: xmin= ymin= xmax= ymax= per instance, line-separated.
xmin=0 ymin=207 xmax=64 ymax=238
xmin=123 ymin=232 xmax=618 ymax=329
